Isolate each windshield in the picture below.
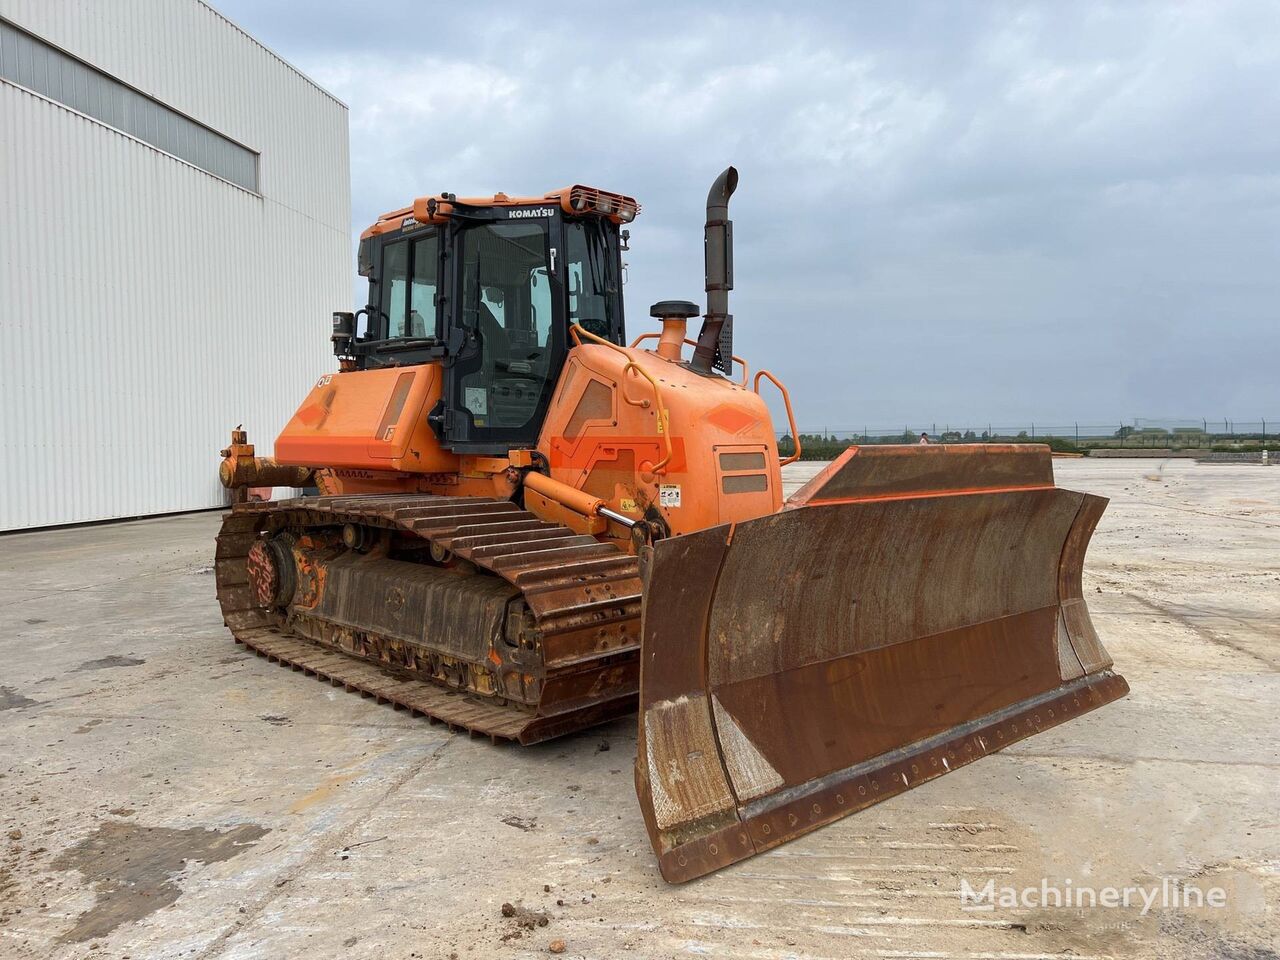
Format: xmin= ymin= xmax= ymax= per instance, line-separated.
xmin=566 ymin=218 xmax=622 ymax=342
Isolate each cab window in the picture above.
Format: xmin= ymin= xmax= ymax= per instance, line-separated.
xmin=409 ymin=236 xmax=438 ymax=337
xmin=565 ymin=219 xmax=620 ymax=342
xmin=379 ymin=241 xmax=408 ymax=336
xmin=377 ymin=233 xmax=438 ymax=340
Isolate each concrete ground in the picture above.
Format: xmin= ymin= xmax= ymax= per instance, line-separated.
xmin=1 ymin=459 xmax=1277 ymax=960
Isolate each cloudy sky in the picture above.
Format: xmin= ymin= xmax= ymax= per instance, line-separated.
xmin=215 ymin=0 xmax=1278 ymax=432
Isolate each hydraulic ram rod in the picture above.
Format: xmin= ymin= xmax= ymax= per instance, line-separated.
xmin=522 ymin=471 xmax=637 ymax=528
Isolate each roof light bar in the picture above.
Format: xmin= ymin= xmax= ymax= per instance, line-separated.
xmin=562 ymin=186 xmax=640 ymax=224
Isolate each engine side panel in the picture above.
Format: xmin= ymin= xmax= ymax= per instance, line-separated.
xmin=538 ymin=345 xmax=783 ymax=537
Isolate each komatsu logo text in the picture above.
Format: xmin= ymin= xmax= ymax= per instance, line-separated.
xmin=507 ymin=207 xmax=555 ymax=219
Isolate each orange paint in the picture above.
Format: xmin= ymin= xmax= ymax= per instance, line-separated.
xmin=549 ymin=436 xmax=688 ymax=473
xmin=275 ymin=366 xmax=456 ymax=474
xmin=259 ymin=186 xmax=801 ymax=547
xmin=804 ymin=483 xmax=1058 ymax=507
xmin=704 ymin=405 xmax=759 ymax=436
xmin=360 ymin=186 xmax=639 ymax=240
xmin=537 ymin=339 xmax=783 ymax=536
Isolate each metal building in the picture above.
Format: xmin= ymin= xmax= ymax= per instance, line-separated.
xmin=0 ymin=0 xmax=350 ymax=530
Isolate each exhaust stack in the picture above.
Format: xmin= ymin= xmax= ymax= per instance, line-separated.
xmin=691 ymin=166 xmax=738 ymax=375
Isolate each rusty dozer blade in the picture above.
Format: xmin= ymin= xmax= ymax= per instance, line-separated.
xmin=634 ymin=444 xmax=1129 ymax=883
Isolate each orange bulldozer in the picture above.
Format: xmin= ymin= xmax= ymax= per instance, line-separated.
xmin=216 ymin=167 xmax=1127 ymax=882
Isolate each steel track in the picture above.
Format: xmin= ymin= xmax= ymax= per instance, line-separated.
xmin=215 ymin=494 xmax=642 ymax=743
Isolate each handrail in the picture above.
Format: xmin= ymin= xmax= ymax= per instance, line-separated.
xmin=628 ymin=332 xmax=750 ymax=387
xmin=569 ymin=325 xmax=673 ymax=477
xmin=754 ymin=369 xmax=802 ymax=466
xmin=570 ymin=325 xmax=651 ymax=408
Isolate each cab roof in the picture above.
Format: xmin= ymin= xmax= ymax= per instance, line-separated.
xmin=361 ymin=185 xmax=640 ymax=240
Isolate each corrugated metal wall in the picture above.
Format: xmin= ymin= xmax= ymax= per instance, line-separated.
xmin=0 ymin=18 xmax=261 ymax=191
xmin=0 ymin=0 xmax=350 ymax=530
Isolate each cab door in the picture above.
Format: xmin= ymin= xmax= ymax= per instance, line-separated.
xmin=442 ymin=209 xmax=566 ymax=453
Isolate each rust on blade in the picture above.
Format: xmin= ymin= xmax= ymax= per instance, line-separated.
xmin=634 ymin=530 xmax=746 ymax=872
xmin=786 ymin=442 xmax=1055 ymax=506
xmin=635 ymin=446 xmax=1128 ymax=883
xmin=1057 ymin=492 xmax=1114 ymax=673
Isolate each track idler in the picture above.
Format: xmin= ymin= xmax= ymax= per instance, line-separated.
xmin=245 ymin=536 xmax=297 ymax=608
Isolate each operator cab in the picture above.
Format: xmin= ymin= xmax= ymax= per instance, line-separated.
xmin=340 ymin=192 xmax=633 ymax=454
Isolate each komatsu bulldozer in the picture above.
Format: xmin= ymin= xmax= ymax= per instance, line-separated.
xmin=216 ymin=168 xmax=1127 ymax=882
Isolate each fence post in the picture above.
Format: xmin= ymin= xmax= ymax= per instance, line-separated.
xmin=1075 ymin=422 xmax=1079 ymax=443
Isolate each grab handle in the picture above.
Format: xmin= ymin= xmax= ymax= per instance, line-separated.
xmin=754 ymin=369 xmax=801 ymax=466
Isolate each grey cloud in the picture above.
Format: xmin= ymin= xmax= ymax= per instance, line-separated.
xmin=214 ymin=0 xmax=1280 ymax=427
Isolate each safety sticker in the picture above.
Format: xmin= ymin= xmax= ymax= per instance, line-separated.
xmin=659 ymin=484 xmax=681 ymax=508
xmin=465 ymin=386 xmax=488 ymax=416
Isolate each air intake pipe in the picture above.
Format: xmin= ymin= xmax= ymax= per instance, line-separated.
xmin=690 ymin=166 xmax=738 ymax=375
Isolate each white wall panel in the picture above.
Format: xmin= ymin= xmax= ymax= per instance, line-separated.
xmin=0 ymin=0 xmax=350 ymax=529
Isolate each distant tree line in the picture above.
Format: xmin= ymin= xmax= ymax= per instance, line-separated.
xmin=775 ymin=426 xmax=1278 ymax=459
